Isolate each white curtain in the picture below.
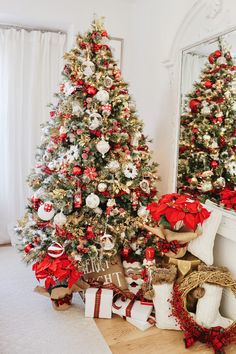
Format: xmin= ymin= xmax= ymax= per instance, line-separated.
xmin=181 ymin=53 xmax=207 ymax=107
xmin=0 ymin=28 xmax=66 ymax=244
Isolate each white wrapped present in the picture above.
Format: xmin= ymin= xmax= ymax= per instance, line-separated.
xmin=112 ymin=296 xmax=153 ymax=322
xmin=85 ymin=287 xmax=113 ymax=318
xmin=127 ymin=314 xmax=156 ymax=331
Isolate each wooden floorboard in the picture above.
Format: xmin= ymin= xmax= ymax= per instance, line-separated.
xmin=95 ymin=315 xmax=236 ymax=354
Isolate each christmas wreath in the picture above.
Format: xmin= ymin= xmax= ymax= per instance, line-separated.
xmin=170 ymin=268 xmax=236 ymax=354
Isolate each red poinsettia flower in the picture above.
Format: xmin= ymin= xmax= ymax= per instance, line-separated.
xmin=84 ymin=167 xmax=97 ymax=180
xmin=147 ymin=193 xmax=210 ymax=231
xmin=32 ymin=254 xmax=82 ymax=289
xmin=220 ymin=188 xmax=236 ymax=211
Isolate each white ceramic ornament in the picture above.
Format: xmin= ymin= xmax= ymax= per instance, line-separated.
xmin=86 ymin=193 xmax=100 ymax=209
xmin=137 ymin=205 xmax=149 ymax=218
xmin=217 ymin=56 xmax=227 ymax=65
xmin=203 ymin=134 xmax=211 ymax=142
xmin=214 ymin=177 xmax=226 ymax=188
xmin=72 ymin=101 xmax=83 ymax=115
xmin=94 ymin=207 xmax=103 ymax=215
xmin=102 ymin=104 xmax=112 ymax=117
xmin=131 ymin=132 xmax=142 ymax=147
xmin=139 ymin=180 xmax=150 ymax=193
xmin=38 ymin=202 xmax=55 ymax=221
xmin=96 ymin=137 xmax=110 ymax=158
xmin=108 ymin=160 xmax=120 ymax=172
xmin=81 ymin=60 xmax=95 ymax=77
xmin=201 ymin=101 xmax=211 ymax=116
xmin=54 ymin=212 xmax=67 ymax=226
xmin=95 ymin=89 xmax=109 ymax=103
xmin=100 ymin=233 xmax=115 ymax=250
xmin=123 ymin=163 xmax=138 ymax=179
xmin=104 ymin=76 xmax=113 ymax=88
xmin=59 ymin=126 xmax=68 ymax=135
xmin=63 ymin=82 xmax=75 ymax=96
xmin=200 ymin=181 xmax=213 ymax=192
xmin=227 ymin=161 xmax=236 ymax=176
xmin=88 ymin=112 xmax=102 ymax=130
xmin=98 ymin=182 xmax=107 ymax=192
xmin=47 ymin=242 xmax=64 ymax=258
xmin=233 ymin=101 xmax=236 ymax=111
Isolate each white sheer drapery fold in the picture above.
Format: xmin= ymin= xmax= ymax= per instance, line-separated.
xmin=0 ymin=28 xmax=66 ymax=244
xmin=181 ymin=53 xmax=207 ymax=106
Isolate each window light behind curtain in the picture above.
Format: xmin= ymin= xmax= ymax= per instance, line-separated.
xmin=0 ymin=28 xmax=66 ymax=244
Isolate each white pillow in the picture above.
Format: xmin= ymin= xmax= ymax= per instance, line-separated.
xmin=188 ymin=204 xmax=222 ymax=265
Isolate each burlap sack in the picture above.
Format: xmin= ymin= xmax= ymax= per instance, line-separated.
xmin=82 ymin=255 xmax=128 ymax=290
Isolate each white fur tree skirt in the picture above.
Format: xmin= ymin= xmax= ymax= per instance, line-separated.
xmin=0 ymin=246 xmax=111 ymax=354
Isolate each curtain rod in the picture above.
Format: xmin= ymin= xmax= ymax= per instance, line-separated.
xmin=0 ymin=23 xmax=66 ymax=35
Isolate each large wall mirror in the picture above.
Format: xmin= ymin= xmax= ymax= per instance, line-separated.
xmin=177 ymin=29 xmax=236 ymax=210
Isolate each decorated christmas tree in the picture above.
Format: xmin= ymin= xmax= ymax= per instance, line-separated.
xmin=178 ymin=42 xmax=236 ymax=210
xmin=16 ymin=18 xmax=159 ymax=288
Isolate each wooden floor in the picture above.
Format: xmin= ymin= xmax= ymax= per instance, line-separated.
xmin=96 ymin=315 xmax=236 ymax=354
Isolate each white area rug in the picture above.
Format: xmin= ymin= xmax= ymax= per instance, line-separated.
xmin=0 ymin=246 xmax=111 ymax=354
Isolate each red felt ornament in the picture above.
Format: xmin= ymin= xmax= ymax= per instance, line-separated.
xmin=145 ymin=247 xmax=155 ymax=261
xmin=189 ymin=99 xmax=201 ymax=112
xmin=211 ymin=160 xmax=219 ymax=168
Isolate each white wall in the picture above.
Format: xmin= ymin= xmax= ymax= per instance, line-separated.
xmin=0 ymin=0 xmax=196 ymax=195
xmin=125 ymin=0 xmax=196 ymax=195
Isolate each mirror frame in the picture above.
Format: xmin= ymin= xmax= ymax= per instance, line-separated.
xmin=163 ymin=0 xmax=236 ymax=193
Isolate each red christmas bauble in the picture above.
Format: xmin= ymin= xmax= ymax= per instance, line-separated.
xmin=101 ymin=31 xmax=108 ymax=37
xmin=189 ymin=99 xmax=200 ymax=112
xmin=217 ymin=116 xmax=223 ymax=124
xmin=214 ymin=50 xmax=222 ymax=58
xmin=122 ymin=247 xmax=130 ymax=258
xmin=47 ymin=242 xmax=64 ymax=258
xmin=219 ymin=136 xmax=226 ymax=146
xmin=204 ymin=80 xmax=213 ymax=88
xmin=208 ymin=54 xmax=215 ymax=64
xmin=192 ymin=127 xmax=198 ymax=134
xmin=72 ymin=166 xmax=82 ymax=175
xmin=211 ymin=160 xmax=219 ymax=168
xmin=86 ymin=86 xmax=97 ymax=95
xmin=24 ymin=243 xmax=34 ymax=254
xmin=145 ymin=247 xmax=155 ymax=261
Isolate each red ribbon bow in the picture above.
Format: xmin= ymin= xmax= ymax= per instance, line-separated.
xmin=185 ymin=326 xmax=226 ymax=354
